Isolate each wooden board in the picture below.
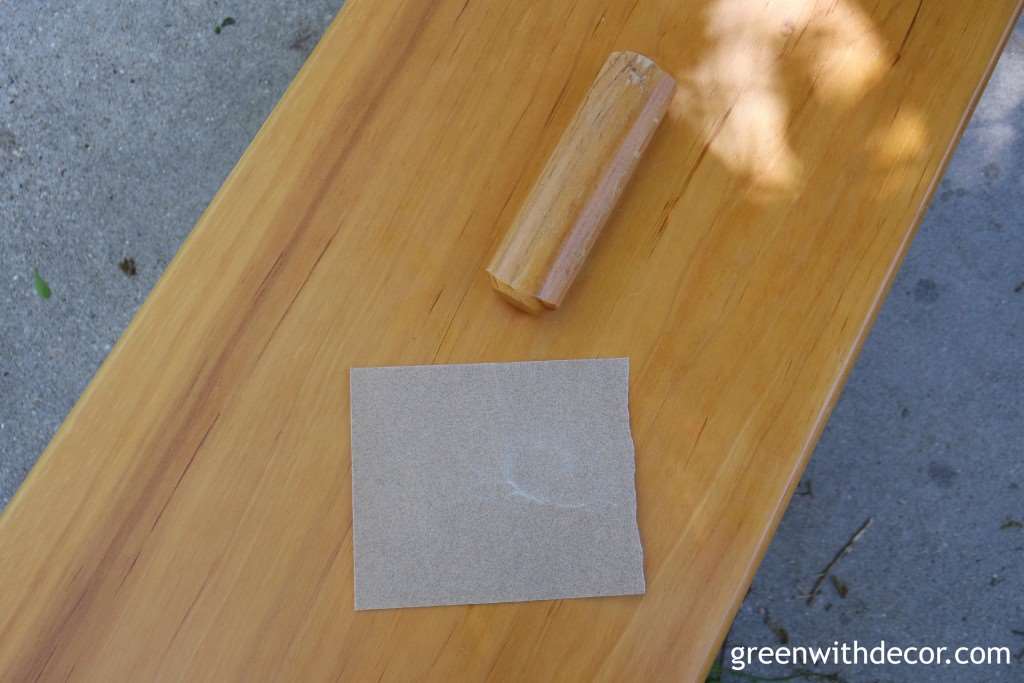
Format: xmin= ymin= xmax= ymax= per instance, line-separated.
xmin=1 ymin=1 xmax=1019 ymax=680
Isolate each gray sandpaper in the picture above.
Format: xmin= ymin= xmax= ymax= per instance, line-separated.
xmin=349 ymin=358 xmax=645 ymax=610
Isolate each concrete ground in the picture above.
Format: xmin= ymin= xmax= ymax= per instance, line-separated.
xmin=1 ymin=3 xmax=1021 ymax=682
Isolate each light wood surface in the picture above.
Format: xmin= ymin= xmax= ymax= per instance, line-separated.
xmin=487 ymin=51 xmax=675 ymax=313
xmin=1 ymin=1 xmax=1019 ymax=681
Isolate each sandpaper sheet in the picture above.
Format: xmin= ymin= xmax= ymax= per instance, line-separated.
xmin=349 ymin=358 xmax=645 ymax=610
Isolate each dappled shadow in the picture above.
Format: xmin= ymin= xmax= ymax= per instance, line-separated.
xmin=670 ymin=0 xmax=892 ymax=196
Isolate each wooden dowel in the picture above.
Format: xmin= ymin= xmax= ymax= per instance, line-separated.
xmin=486 ymin=51 xmax=676 ymax=313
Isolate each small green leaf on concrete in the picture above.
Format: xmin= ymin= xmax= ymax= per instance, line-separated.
xmin=215 ymin=17 xmax=236 ymax=34
xmin=33 ymin=268 xmax=51 ymax=300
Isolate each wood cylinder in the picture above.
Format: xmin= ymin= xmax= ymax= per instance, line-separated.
xmin=486 ymin=51 xmax=676 ymax=314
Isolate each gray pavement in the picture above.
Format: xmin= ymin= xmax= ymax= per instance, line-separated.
xmin=1 ymin=3 xmax=1021 ymax=682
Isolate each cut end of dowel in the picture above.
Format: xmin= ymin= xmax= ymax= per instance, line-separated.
xmin=487 ymin=271 xmax=551 ymax=314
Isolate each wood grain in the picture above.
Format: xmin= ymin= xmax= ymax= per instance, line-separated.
xmin=0 ymin=1 xmax=1019 ymax=681
xmin=487 ymin=51 xmax=675 ymax=313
